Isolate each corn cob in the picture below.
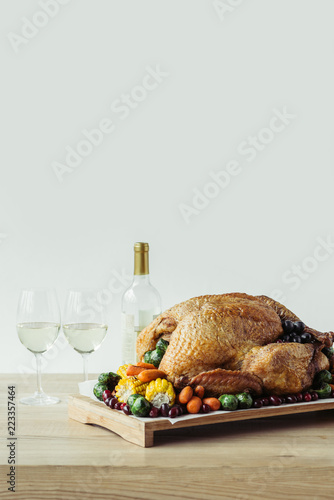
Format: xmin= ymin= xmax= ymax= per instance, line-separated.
xmin=115 ymin=377 xmax=149 ymax=403
xmin=145 ymin=378 xmax=175 ymax=408
xmin=117 ymin=364 xmax=132 ymax=379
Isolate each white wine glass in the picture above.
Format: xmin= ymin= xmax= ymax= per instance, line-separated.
xmin=17 ymin=289 xmax=61 ymax=405
xmin=62 ymin=290 xmax=108 ymax=381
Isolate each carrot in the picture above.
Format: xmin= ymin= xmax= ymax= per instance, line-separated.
xmin=136 ymin=362 xmax=156 ymax=369
xmin=126 ymin=365 xmax=145 ymax=377
xmin=329 ymin=384 xmax=334 ymax=391
xmin=138 ymin=369 xmax=167 ymax=383
xmin=179 ymin=386 xmax=194 ymax=404
xmin=202 ymin=397 xmax=221 ymax=411
xmin=186 ymin=396 xmax=202 ymax=414
xmin=194 ymin=385 xmax=205 ymax=399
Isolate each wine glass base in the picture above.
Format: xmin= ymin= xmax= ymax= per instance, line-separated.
xmin=20 ymin=392 xmax=60 ymax=406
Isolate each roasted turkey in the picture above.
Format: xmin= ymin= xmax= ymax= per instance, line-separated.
xmin=136 ymin=293 xmax=333 ymax=396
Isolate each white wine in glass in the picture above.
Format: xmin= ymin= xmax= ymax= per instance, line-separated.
xmin=17 ymin=289 xmax=61 ymax=405
xmin=63 ymin=290 xmax=108 ymax=381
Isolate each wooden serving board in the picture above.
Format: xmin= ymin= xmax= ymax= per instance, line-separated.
xmin=68 ymin=394 xmax=334 ymax=448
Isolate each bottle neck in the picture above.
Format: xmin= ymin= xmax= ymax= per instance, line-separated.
xmin=133 ymin=274 xmax=150 ymax=285
xmin=134 ymin=250 xmax=149 ymax=276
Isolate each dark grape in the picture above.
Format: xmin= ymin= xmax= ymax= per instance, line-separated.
xmin=160 ymin=403 xmax=170 ymax=417
xmin=269 ymin=396 xmax=281 ymax=406
xmin=293 ymin=321 xmax=305 ymax=333
xmin=114 ymin=402 xmax=122 ymax=410
xmin=311 ymin=392 xmax=319 ymax=401
xmin=104 ymin=397 xmax=112 ymax=406
xmin=123 ymin=404 xmax=131 ymax=415
xmin=282 ymin=320 xmax=294 ymax=333
xmin=202 ymin=404 xmax=211 ymax=413
xmin=180 ymin=404 xmax=188 ymax=414
xmin=285 ymin=395 xmax=297 ymax=404
xmin=292 ymin=335 xmax=301 ymax=343
xmin=173 ymin=405 xmax=183 ymax=416
xmin=149 ymin=407 xmax=159 ymax=418
xmin=108 ymin=397 xmax=118 ymax=409
xmin=252 ymin=399 xmax=263 ymax=408
xmin=168 ymin=407 xmax=179 ymax=418
xmin=261 ymin=397 xmax=269 ymax=406
xmin=300 ymin=332 xmax=312 ymax=343
xmin=276 ymin=339 xmax=283 ymax=343
xmin=279 ymin=397 xmax=285 ymax=404
xmin=303 ymin=392 xmax=312 ymax=402
xmin=295 ymin=393 xmax=303 ymax=402
xmin=102 ymin=390 xmax=112 ymax=402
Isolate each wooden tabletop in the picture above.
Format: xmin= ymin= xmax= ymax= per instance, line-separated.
xmin=1 ymin=374 xmax=334 ymax=500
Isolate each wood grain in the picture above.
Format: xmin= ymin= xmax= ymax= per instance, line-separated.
xmin=1 ymin=374 xmax=334 ymax=500
xmin=68 ymin=393 xmax=334 ymax=448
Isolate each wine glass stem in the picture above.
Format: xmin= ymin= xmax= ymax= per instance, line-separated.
xmin=82 ymin=354 xmax=89 ymax=382
xmin=35 ymin=353 xmax=43 ymax=395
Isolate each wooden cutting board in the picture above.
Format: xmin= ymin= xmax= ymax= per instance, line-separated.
xmin=68 ymin=394 xmax=334 ymax=447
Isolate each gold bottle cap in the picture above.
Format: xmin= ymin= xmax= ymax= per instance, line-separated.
xmin=134 ymin=242 xmax=149 ymax=252
xmin=134 ymin=242 xmax=149 ymax=275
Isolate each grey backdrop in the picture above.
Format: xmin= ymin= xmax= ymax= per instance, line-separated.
xmin=1 ymin=0 xmax=333 ymax=374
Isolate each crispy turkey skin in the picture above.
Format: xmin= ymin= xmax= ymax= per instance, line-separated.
xmin=136 ymin=293 xmax=333 ymax=396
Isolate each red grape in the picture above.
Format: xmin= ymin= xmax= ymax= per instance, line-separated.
xmin=285 ymin=395 xmax=297 ymax=404
xmin=168 ymin=407 xmax=179 ymax=418
xmin=108 ymin=397 xmax=118 ymax=409
xmin=149 ymin=407 xmax=159 ymax=418
xmin=123 ymin=404 xmax=131 ymax=415
xmin=202 ymin=404 xmax=211 ymax=413
xmin=295 ymin=393 xmax=303 ymax=402
xmin=252 ymin=399 xmax=263 ymax=408
xmin=102 ymin=390 xmax=112 ymax=402
xmin=269 ymin=396 xmax=281 ymax=406
xmin=160 ymin=403 xmax=170 ymax=417
xmin=303 ymin=393 xmax=312 ymax=402
xmin=311 ymin=392 xmax=319 ymax=401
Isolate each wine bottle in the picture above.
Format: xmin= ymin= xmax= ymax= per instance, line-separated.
xmin=121 ymin=242 xmax=162 ymax=364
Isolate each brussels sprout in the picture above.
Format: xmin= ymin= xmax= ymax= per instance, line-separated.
xmin=313 ymin=370 xmax=332 ymax=388
xmin=150 ymin=350 xmax=163 ymax=368
xmin=313 ymin=383 xmax=332 ymax=399
xmin=127 ymin=393 xmax=142 ymax=410
xmin=98 ymin=371 xmax=120 ymax=391
xmin=143 ymin=350 xmax=154 ymax=364
xmin=156 ymin=338 xmax=169 ymax=356
xmin=322 ymin=346 xmax=334 ymax=359
xmin=130 ymin=395 xmax=151 ymax=417
xmin=236 ymin=392 xmax=253 ymax=409
xmin=93 ymin=382 xmax=108 ymax=401
xmin=218 ymin=394 xmax=238 ymax=411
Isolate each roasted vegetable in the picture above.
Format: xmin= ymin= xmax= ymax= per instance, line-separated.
xmin=313 ymin=370 xmax=332 ymax=388
xmin=117 ymin=364 xmax=132 ymax=379
xmin=219 ymin=394 xmax=238 ymax=411
xmin=156 ymin=338 xmax=169 ymax=356
xmin=236 ymin=392 xmax=253 ymax=409
xmin=322 ymin=346 xmax=334 ymax=359
xmin=145 ymin=378 xmax=175 ymax=408
xmin=130 ymin=396 xmax=151 ymax=417
xmin=127 ymin=393 xmax=142 ymax=410
xmin=143 ymin=350 xmax=154 ymax=364
xmin=150 ymin=350 xmax=163 ymax=368
xmin=313 ymin=383 xmax=332 ymax=399
xmin=98 ymin=372 xmax=121 ymax=392
xmin=93 ymin=382 xmax=108 ymax=401
xmin=115 ymin=377 xmax=149 ymax=403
